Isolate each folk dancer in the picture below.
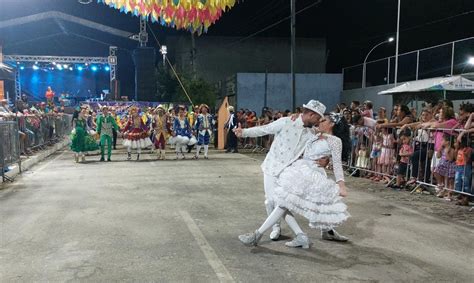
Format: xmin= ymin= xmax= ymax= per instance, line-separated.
xmin=171 ymin=106 xmax=194 ymax=159
xmin=70 ymin=106 xmax=99 ymax=162
xmin=97 ymin=106 xmax=119 ymax=161
xmin=122 ymin=106 xmax=152 ymax=160
xmin=194 ymin=104 xmax=214 ymax=159
xmin=152 ymin=105 xmax=171 ymax=160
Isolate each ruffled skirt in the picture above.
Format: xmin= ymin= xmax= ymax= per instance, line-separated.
xmin=168 ymin=135 xmax=197 ymax=146
xmin=274 ymin=159 xmax=350 ymax=230
xmin=123 ymin=128 xmax=153 ymax=149
xmin=70 ymin=127 xmax=99 ymax=153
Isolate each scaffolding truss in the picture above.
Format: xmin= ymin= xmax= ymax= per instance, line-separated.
xmin=3 ymin=54 xmax=113 ymax=100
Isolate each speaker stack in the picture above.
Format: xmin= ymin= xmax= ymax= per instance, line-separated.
xmin=132 ymin=47 xmax=157 ymax=102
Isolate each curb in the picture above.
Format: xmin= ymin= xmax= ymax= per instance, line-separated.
xmin=3 ymin=139 xmax=69 ymax=182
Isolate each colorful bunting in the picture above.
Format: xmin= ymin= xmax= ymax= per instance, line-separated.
xmin=98 ymin=0 xmax=237 ymax=34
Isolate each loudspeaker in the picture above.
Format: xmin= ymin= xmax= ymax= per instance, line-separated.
xmin=133 ymin=48 xmax=157 ymax=102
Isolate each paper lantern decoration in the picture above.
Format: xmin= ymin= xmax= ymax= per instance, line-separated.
xmin=98 ymin=0 xmax=237 ymax=34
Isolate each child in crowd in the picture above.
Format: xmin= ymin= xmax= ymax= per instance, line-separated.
xmin=434 ymin=134 xmax=456 ymax=199
xmin=378 ymin=127 xmax=395 ymax=183
xmin=356 ymin=144 xmax=369 ymax=169
xmin=369 ymin=133 xmax=382 ymax=181
xmin=391 ymin=133 xmax=413 ymax=189
xmin=454 ymin=136 xmax=472 ymax=206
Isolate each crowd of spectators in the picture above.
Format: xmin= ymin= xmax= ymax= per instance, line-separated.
xmin=235 ymin=100 xmax=473 ymax=206
xmin=0 ymin=96 xmax=70 ymax=157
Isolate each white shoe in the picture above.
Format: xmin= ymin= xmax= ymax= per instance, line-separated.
xmin=285 ymin=233 xmax=311 ymax=249
xmin=321 ymin=229 xmax=349 ymax=242
xmin=238 ymin=230 xmax=262 ymax=246
xmin=269 ymin=226 xmax=281 ymax=241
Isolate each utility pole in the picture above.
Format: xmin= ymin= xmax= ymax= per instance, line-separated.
xmin=290 ymin=0 xmax=296 ymax=111
xmin=191 ymin=32 xmax=196 ymax=79
xmin=394 ymin=0 xmax=401 ymax=85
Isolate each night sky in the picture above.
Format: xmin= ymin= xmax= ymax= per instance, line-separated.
xmin=1 ymin=0 xmax=474 ymax=74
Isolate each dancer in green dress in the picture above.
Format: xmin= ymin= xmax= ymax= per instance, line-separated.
xmin=70 ymin=106 xmax=99 ymax=162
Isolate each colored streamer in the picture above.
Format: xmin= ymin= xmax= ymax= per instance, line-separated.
xmin=98 ymin=0 xmax=237 ymax=33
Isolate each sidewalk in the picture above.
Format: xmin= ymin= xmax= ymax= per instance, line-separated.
xmin=1 ymin=139 xmax=69 ymax=185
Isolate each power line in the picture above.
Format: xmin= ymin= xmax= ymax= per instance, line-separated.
xmin=146 ymin=22 xmax=194 ymax=106
xmin=351 ymin=9 xmax=474 ymax=47
xmin=189 ymin=0 xmax=322 ymax=60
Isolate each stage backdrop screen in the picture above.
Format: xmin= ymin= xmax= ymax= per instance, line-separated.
xmin=20 ymin=66 xmax=109 ymax=103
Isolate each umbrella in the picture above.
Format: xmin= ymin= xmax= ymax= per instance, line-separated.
xmin=98 ymin=0 xmax=237 ymax=34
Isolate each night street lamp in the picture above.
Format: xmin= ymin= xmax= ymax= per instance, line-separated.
xmin=468 ymin=57 xmax=474 ymax=66
xmin=362 ymin=37 xmax=394 ymax=88
xmin=160 ymin=45 xmax=167 ymax=67
xmin=460 ymin=56 xmax=474 ymax=74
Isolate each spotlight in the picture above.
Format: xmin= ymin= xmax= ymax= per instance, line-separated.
xmin=63 ymin=64 xmax=69 ymax=68
xmin=52 ymin=62 xmax=56 ymax=65
xmin=104 ymin=66 xmax=110 ymax=71
xmin=69 ymin=67 xmax=73 ymax=71
xmin=19 ymin=66 xmax=25 ymax=70
xmin=77 ymin=66 xmax=84 ymax=71
xmin=57 ymin=64 xmax=63 ymax=70
xmin=91 ymin=65 xmax=98 ymax=72
xmin=35 ymin=61 xmax=38 ymax=64
xmin=32 ymin=65 xmax=39 ymax=70
xmin=468 ymin=57 xmax=474 ymax=65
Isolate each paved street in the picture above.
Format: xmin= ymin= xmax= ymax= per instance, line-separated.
xmin=1 ymin=148 xmax=473 ymax=282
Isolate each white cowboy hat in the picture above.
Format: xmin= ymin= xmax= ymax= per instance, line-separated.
xmin=302 ymin=100 xmax=326 ymax=117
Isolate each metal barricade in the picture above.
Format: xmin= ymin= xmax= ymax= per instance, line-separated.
xmin=345 ymin=126 xmax=473 ymax=199
xmin=1 ymin=121 xmax=21 ymax=182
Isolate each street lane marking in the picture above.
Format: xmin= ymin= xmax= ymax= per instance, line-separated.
xmin=179 ymin=210 xmax=235 ymax=283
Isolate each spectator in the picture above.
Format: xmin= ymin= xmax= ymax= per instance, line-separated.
xmin=454 ymin=136 xmax=472 ymax=206
xmin=433 ymin=133 xmax=456 ymax=199
xmin=350 ymin=101 xmax=361 ymax=113
xmin=401 ymin=109 xmax=435 ymax=185
xmin=390 ymin=133 xmax=413 ymax=189
xmin=362 ymin=100 xmax=374 ymax=118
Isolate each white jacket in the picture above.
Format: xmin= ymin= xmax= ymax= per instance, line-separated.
xmin=242 ymin=116 xmax=313 ymax=177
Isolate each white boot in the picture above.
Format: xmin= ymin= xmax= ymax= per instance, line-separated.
xmin=204 ymin=145 xmax=209 ymax=159
xmin=265 ymin=200 xmax=281 ymax=240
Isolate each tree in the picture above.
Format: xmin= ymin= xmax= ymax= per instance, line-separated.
xmin=157 ymin=64 xmax=216 ymax=108
xmin=177 ymin=76 xmax=217 ymax=109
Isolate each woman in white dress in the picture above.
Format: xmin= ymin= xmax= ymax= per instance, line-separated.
xmin=239 ymin=112 xmax=351 ymax=249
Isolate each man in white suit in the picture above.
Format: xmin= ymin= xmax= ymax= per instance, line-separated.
xmin=234 ymin=100 xmax=348 ymax=243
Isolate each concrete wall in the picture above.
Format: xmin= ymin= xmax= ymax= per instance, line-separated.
xmin=235 ymin=73 xmax=342 ymax=114
xmin=167 ymin=36 xmax=326 ymax=84
xmin=341 ymin=84 xmax=394 ymax=112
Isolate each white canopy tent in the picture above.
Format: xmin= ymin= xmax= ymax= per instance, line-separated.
xmin=378 ymin=75 xmax=474 ymax=95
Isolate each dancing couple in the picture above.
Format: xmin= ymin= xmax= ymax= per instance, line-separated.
xmin=234 ymin=100 xmax=351 ymax=249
